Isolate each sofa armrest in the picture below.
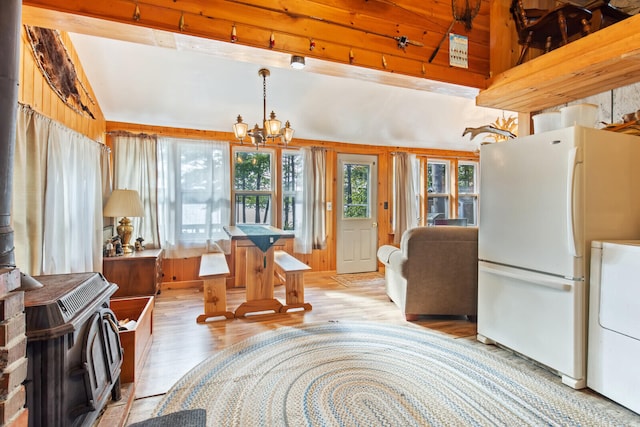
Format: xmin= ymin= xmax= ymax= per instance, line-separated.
xmin=387 ymin=249 xmax=405 ymax=270
xmin=377 ymin=245 xmax=400 ymax=264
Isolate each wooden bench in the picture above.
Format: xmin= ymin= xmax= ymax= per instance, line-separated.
xmin=197 ymin=252 xmax=234 ymax=322
xmin=273 ymin=250 xmax=312 ymax=313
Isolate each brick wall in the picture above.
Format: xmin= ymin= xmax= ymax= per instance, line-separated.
xmin=0 ymin=269 xmax=27 ymax=426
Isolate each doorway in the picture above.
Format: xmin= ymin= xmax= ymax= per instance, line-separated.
xmin=336 ymin=154 xmax=378 ymax=274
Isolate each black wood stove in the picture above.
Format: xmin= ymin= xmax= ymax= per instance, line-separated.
xmin=24 ymin=272 xmax=123 ymax=427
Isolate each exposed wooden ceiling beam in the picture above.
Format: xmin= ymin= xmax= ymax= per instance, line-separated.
xmin=22 ymin=0 xmax=491 ymax=90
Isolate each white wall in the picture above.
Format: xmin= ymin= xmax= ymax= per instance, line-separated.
xmin=544 ymin=81 xmax=640 ymax=126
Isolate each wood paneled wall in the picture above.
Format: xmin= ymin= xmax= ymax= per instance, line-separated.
xmin=18 ymin=27 xmax=106 ymax=142
xmin=106 ymin=122 xmax=479 ymax=279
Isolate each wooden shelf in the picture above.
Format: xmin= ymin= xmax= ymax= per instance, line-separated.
xmin=477 ymin=13 xmax=640 ymax=113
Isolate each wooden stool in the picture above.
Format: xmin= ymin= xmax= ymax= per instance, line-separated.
xmin=197 ymin=253 xmax=233 ymax=322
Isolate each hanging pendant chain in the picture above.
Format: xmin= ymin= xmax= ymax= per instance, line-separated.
xmin=262 ymin=75 xmax=267 ymax=123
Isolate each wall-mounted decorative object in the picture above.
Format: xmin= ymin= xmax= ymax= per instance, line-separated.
xmin=429 ymin=0 xmax=481 ymax=63
xmin=462 ymin=115 xmax=518 ymax=144
xmin=394 ymin=35 xmax=424 ymax=51
xmin=449 ymin=33 xmax=468 ymax=68
xmin=452 ymin=0 xmax=482 ymax=30
xmin=25 ymin=26 xmax=96 ymax=119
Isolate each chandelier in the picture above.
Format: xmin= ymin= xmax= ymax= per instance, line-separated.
xmin=232 ymin=68 xmax=294 ymax=148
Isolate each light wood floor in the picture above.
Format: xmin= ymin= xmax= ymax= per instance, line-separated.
xmin=122 ymin=271 xmax=477 ymax=425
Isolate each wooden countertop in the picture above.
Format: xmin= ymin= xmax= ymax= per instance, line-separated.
xmin=103 ymin=248 xmax=163 ymax=262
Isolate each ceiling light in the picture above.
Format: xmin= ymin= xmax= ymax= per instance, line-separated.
xmin=233 ymin=68 xmax=294 ymax=148
xmin=290 ymin=55 xmax=306 ymax=70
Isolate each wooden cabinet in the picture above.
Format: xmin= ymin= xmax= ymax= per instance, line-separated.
xmin=103 ymin=249 xmax=164 ymax=297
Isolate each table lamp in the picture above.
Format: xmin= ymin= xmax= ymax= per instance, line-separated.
xmin=103 ymin=189 xmax=144 ymax=254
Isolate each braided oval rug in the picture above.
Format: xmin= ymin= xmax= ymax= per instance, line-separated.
xmin=153 ymin=321 xmax=639 ymax=426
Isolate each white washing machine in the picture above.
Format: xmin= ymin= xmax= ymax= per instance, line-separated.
xmin=588 ymin=241 xmax=640 ymax=414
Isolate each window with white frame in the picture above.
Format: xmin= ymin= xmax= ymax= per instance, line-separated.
xmin=157 ymin=138 xmax=230 ymax=254
xmin=458 ymin=161 xmax=478 ymax=225
xmin=282 ymin=150 xmax=304 ymax=231
xmin=426 ymin=159 xmax=450 ymax=222
xmin=178 ymin=145 xmax=222 ymax=237
xmin=233 ymin=148 xmax=275 ymax=225
xmin=342 ymin=162 xmax=371 ymax=219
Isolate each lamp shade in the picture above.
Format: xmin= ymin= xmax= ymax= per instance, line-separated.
xmin=282 ymin=121 xmax=294 ymax=144
xmin=264 ymin=111 xmax=281 ymax=137
xmin=104 ymin=189 xmax=144 ymax=218
xmin=233 ymin=115 xmax=249 ymax=140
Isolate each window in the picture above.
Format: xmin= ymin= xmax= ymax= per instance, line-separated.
xmin=233 ymin=149 xmax=274 ymax=225
xmin=178 ymin=146 xmax=223 ymax=237
xmin=342 ymin=162 xmax=371 ymax=219
xmin=458 ymin=161 xmax=479 ymax=225
xmin=427 ymin=160 xmax=450 ymax=220
xmin=417 ymin=157 xmax=479 ymax=227
xmin=157 ymin=138 xmax=230 ymax=256
xmin=282 ymin=150 xmax=304 ymax=230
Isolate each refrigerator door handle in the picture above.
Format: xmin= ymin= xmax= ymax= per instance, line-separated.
xmin=566 ymin=147 xmax=579 ymax=257
xmin=479 ymin=263 xmax=572 ymax=291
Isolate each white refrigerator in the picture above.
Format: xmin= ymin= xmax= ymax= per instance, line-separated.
xmin=477 ymin=126 xmax=640 ymax=389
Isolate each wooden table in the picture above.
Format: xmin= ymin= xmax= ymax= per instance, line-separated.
xmin=223 ymin=225 xmax=293 ymax=317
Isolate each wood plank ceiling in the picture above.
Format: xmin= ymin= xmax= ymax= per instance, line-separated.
xmin=22 ymin=0 xmax=491 ymax=91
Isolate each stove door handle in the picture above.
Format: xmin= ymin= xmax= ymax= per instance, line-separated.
xmin=103 ymin=312 xmax=120 ymax=334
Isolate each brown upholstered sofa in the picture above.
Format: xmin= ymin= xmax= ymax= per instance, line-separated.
xmin=376 ymin=226 xmax=478 ymax=320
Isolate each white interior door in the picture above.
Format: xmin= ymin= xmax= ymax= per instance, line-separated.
xmin=336 ymin=154 xmax=378 ymax=274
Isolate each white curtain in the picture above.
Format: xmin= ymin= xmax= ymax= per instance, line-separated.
xmin=13 ymin=105 xmax=106 ymax=274
xmin=12 ymin=105 xmax=49 ymax=275
xmin=43 ymin=122 xmax=104 ymax=273
xmin=393 ymin=152 xmax=418 ymax=245
xmin=112 ymin=134 xmax=159 ymax=248
xmin=311 ymin=147 xmax=327 ymax=249
xmin=294 ymin=147 xmax=313 ymax=254
xmin=157 ymin=137 xmax=230 ymax=258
